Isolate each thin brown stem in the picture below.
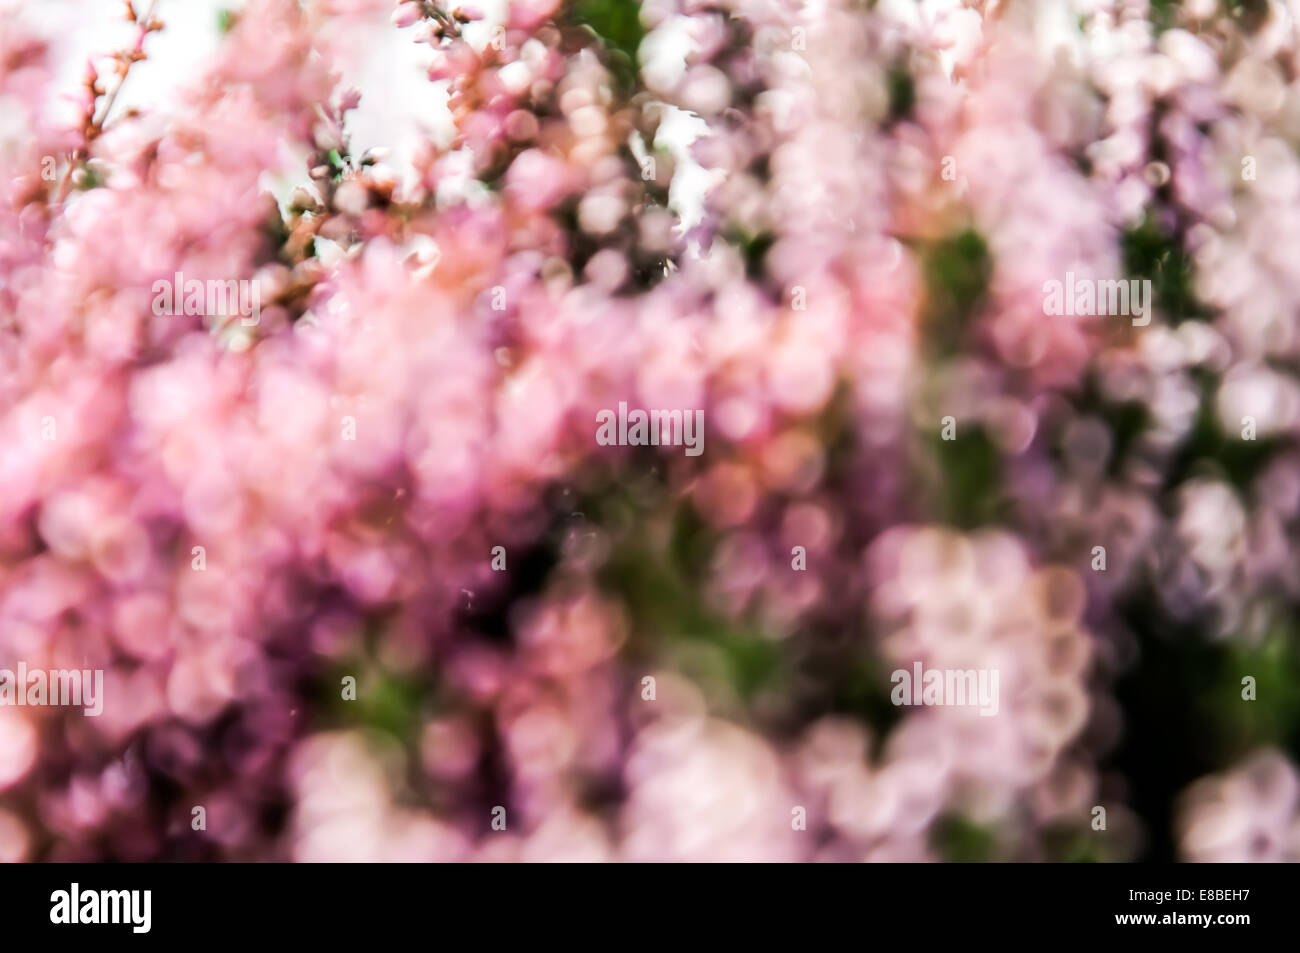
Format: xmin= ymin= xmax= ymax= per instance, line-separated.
xmin=55 ymin=0 xmax=160 ymax=204
xmin=92 ymin=0 xmax=159 ymax=134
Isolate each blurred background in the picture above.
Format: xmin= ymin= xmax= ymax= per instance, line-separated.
xmin=1 ymin=0 xmax=1299 ymax=862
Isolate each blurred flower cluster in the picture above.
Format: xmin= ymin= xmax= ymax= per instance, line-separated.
xmin=1 ymin=0 xmax=1299 ymax=862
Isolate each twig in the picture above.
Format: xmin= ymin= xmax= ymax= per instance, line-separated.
xmin=55 ymin=0 xmax=161 ymax=203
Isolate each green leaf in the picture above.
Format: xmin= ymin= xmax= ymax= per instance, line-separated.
xmin=920 ymin=229 xmax=992 ymax=359
xmin=571 ymin=0 xmax=644 ymax=65
xmin=1121 ymin=215 xmax=1211 ymax=325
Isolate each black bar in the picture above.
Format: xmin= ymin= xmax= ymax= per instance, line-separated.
xmin=0 ymin=862 xmax=1281 ymax=942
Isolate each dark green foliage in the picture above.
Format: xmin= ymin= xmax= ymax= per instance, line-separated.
xmin=921 ymin=229 xmax=993 ymax=359
xmin=932 ymin=425 xmax=1003 ymax=529
xmin=1121 ymin=216 xmax=1211 ymax=325
xmin=933 ymin=815 xmax=995 ymax=862
xmin=570 ymin=0 xmax=645 ymax=90
xmin=887 ymin=65 xmax=915 ymax=122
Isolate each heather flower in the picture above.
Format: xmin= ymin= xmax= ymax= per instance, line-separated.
xmin=0 ymin=0 xmax=1296 ymax=864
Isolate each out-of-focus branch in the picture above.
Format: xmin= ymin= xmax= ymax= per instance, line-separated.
xmin=55 ymin=0 xmax=162 ymax=203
